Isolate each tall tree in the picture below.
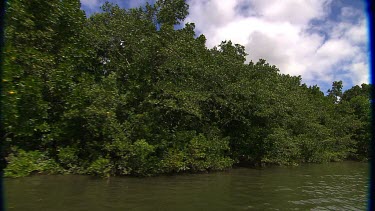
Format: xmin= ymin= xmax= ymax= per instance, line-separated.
xmin=327 ymin=80 xmax=343 ymax=103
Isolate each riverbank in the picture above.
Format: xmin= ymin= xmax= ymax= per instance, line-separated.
xmin=3 ymin=150 xmax=368 ymax=178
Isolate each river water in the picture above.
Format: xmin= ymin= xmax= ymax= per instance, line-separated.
xmin=4 ymin=161 xmax=369 ymax=210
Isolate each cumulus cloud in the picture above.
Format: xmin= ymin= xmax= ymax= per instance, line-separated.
xmin=185 ymin=0 xmax=369 ymax=90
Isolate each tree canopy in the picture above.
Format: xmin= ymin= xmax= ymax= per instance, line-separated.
xmin=2 ymin=0 xmax=372 ymax=177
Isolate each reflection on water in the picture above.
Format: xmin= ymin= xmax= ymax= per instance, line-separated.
xmin=4 ymin=161 xmax=368 ymax=210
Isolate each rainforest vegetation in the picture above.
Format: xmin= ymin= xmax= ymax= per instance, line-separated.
xmin=1 ymin=0 xmax=372 ymax=177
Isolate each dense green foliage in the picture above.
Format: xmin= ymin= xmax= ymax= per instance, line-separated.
xmin=2 ymin=0 xmax=372 ymax=177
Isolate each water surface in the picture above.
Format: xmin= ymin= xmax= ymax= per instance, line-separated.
xmin=4 ymin=161 xmax=369 ymax=210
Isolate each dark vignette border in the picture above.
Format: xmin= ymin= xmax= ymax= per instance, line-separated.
xmin=368 ymin=0 xmax=375 ymax=210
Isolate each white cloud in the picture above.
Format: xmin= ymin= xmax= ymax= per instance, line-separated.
xmin=246 ymin=0 xmax=332 ymax=25
xmin=185 ymin=0 xmax=369 ymax=90
xmin=349 ymin=62 xmax=369 ymax=85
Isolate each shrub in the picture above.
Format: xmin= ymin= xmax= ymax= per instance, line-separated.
xmin=4 ymin=148 xmax=63 ymax=178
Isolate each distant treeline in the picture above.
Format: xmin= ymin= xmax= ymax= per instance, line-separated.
xmin=2 ymin=0 xmax=371 ymax=177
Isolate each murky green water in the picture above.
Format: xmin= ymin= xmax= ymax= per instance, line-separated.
xmin=4 ymin=161 xmax=369 ymax=210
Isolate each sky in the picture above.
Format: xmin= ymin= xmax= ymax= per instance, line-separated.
xmin=80 ymin=0 xmax=370 ymax=93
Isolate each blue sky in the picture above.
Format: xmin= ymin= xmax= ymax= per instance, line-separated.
xmin=80 ymin=0 xmax=369 ymax=93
